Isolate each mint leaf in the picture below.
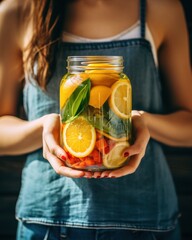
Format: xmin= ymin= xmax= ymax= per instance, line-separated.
xmin=61 ymin=79 xmax=91 ymax=123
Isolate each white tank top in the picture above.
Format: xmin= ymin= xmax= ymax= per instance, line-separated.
xmin=62 ymin=21 xmax=158 ymax=65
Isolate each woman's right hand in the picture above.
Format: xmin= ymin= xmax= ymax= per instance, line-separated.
xmin=42 ymin=113 xmax=93 ymax=178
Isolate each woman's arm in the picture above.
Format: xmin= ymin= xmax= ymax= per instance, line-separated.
xmin=143 ymin=0 xmax=192 ymax=147
xmin=0 ymin=0 xmax=44 ymax=155
xmin=0 ymin=116 xmax=44 ymax=155
xmin=141 ymin=111 xmax=192 ymax=147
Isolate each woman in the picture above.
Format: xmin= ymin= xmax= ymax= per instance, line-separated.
xmin=0 ymin=0 xmax=192 ymax=239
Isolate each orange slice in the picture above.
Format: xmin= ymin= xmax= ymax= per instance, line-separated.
xmin=88 ymin=71 xmax=119 ymax=87
xmin=60 ymin=73 xmax=89 ymax=109
xmin=103 ymin=141 xmax=130 ymax=169
xmin=108 ymin=79 xmax=132 ymax=119
xmin=85 ymin=64 xmax=119 ymax=87
xmin=63 ymin=117 xmax=96 ymax=158
xmin=89 ymin=85 xmax=111 ymax=109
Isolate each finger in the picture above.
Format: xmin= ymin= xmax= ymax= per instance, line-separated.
xmin=122 ymin=127 xmax=149 ymax=158
xmin=43 ymin=132 xmax=68 ymax=161
xmin=43 ymin=138 xmax=85 ymax=178
xmin=132 ymin=112 xmax=150 ymax=141
xmin=108 ymin=153 xmax=144 ymax=178
xmin=92 ymin=171 xmax=102 ymax=178
xmin=45 ymin=150 xmax=85 ymax=178
xmin=100 ymin=170 xmax=111 ymax=178
xmin=83 ymin=171 xmax=93 ymax=178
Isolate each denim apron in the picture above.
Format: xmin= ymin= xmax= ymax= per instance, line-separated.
xmin=16 ymin=0 xmax=179 ymax=232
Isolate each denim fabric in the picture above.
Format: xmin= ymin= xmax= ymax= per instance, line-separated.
xmin=16 ymin=0 xmax=179 ymax=233
xmin=17 ymin=221 xmax=181 ymax=240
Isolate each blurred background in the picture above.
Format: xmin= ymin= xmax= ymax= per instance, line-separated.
xmin=0 ymin=0 xmax=192 ymax=239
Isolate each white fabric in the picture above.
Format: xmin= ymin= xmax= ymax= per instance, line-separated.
xmin=62 ymin=21 xmax=158 ymax=65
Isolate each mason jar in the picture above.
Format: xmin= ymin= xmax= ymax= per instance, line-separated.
xmin=60 ymin=56 xmax=132 ymax=171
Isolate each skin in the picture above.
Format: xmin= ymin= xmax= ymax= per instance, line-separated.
xmin=0 ymin=0 xmax=191 ymax=178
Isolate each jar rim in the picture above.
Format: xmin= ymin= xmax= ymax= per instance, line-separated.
xmin=67 ymin=56 xmax=123 ymax=61
xmin=67 ymin=56 xmax=124 ymax=72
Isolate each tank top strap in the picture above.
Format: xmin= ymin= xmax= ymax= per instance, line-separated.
xmin=140 ymin=0 xmax=146 ymax=38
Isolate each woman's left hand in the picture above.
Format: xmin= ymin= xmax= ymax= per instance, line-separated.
xmin=92 ymin=110 xmax=150 ymax=178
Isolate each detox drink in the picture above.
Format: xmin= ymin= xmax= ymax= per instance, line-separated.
xmin=60 ymin=56 xmax=132 ymax=171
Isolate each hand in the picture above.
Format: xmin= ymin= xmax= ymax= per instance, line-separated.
xmin=42 ymin=113 xmax=92 ymax=178
xmin=94 ymin=110 xmax=150 ymax=178
xmin=42 ymin=111 xmax=150 ymax=179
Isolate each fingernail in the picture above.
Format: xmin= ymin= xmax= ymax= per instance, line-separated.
xmin=61 ymin=155 xmax=67 ymax=161
xmin=124 ymin=152 xmax=129 ymax=157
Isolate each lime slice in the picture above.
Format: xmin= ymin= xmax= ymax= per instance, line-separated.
xmin=103 ymin=142 xmax=130 ymax=169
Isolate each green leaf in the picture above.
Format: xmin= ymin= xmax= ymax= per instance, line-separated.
xmin=61 ymin=79 xmax=91 ymax=123
xmin=83 ymin=106 xmax=131 ymax=139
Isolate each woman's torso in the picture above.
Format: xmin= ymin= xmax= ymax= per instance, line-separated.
xmin=16 ymin=0 xmax=179 ymax=231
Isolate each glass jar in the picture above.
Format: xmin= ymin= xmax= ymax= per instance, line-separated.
xmin=60 ymin=56 xmax=132 ymax=171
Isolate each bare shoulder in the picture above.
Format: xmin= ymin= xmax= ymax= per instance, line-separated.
xmin=148 ymin=0 xmax=184 ymax=16
xmin=147 ymin=0 xmax=186 ymax=48
xmin=0 ymin=0 xmax=29 ymax=24
xmin=0 ymin=0 xmax=32 ymax=49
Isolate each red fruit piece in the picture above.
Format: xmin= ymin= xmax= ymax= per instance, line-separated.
xmin=95 ymin=138 xmax=108 ymax=153
xmin=84 ymin=157 xmax=96 ymax=166
xmin=89 ymin=149 xmax=102 ymax=164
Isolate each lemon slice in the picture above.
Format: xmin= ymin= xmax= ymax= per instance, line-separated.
xmin=108 ymin=80 xmax=132 ymax=119
xmin=63 ymin=117 xmax=96 ymax=158
xmin=103 ymin=142 xmax=130 ymax=169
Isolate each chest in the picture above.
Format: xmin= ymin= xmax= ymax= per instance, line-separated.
xmin=63 ymin=1 xmax=139 ymax=39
